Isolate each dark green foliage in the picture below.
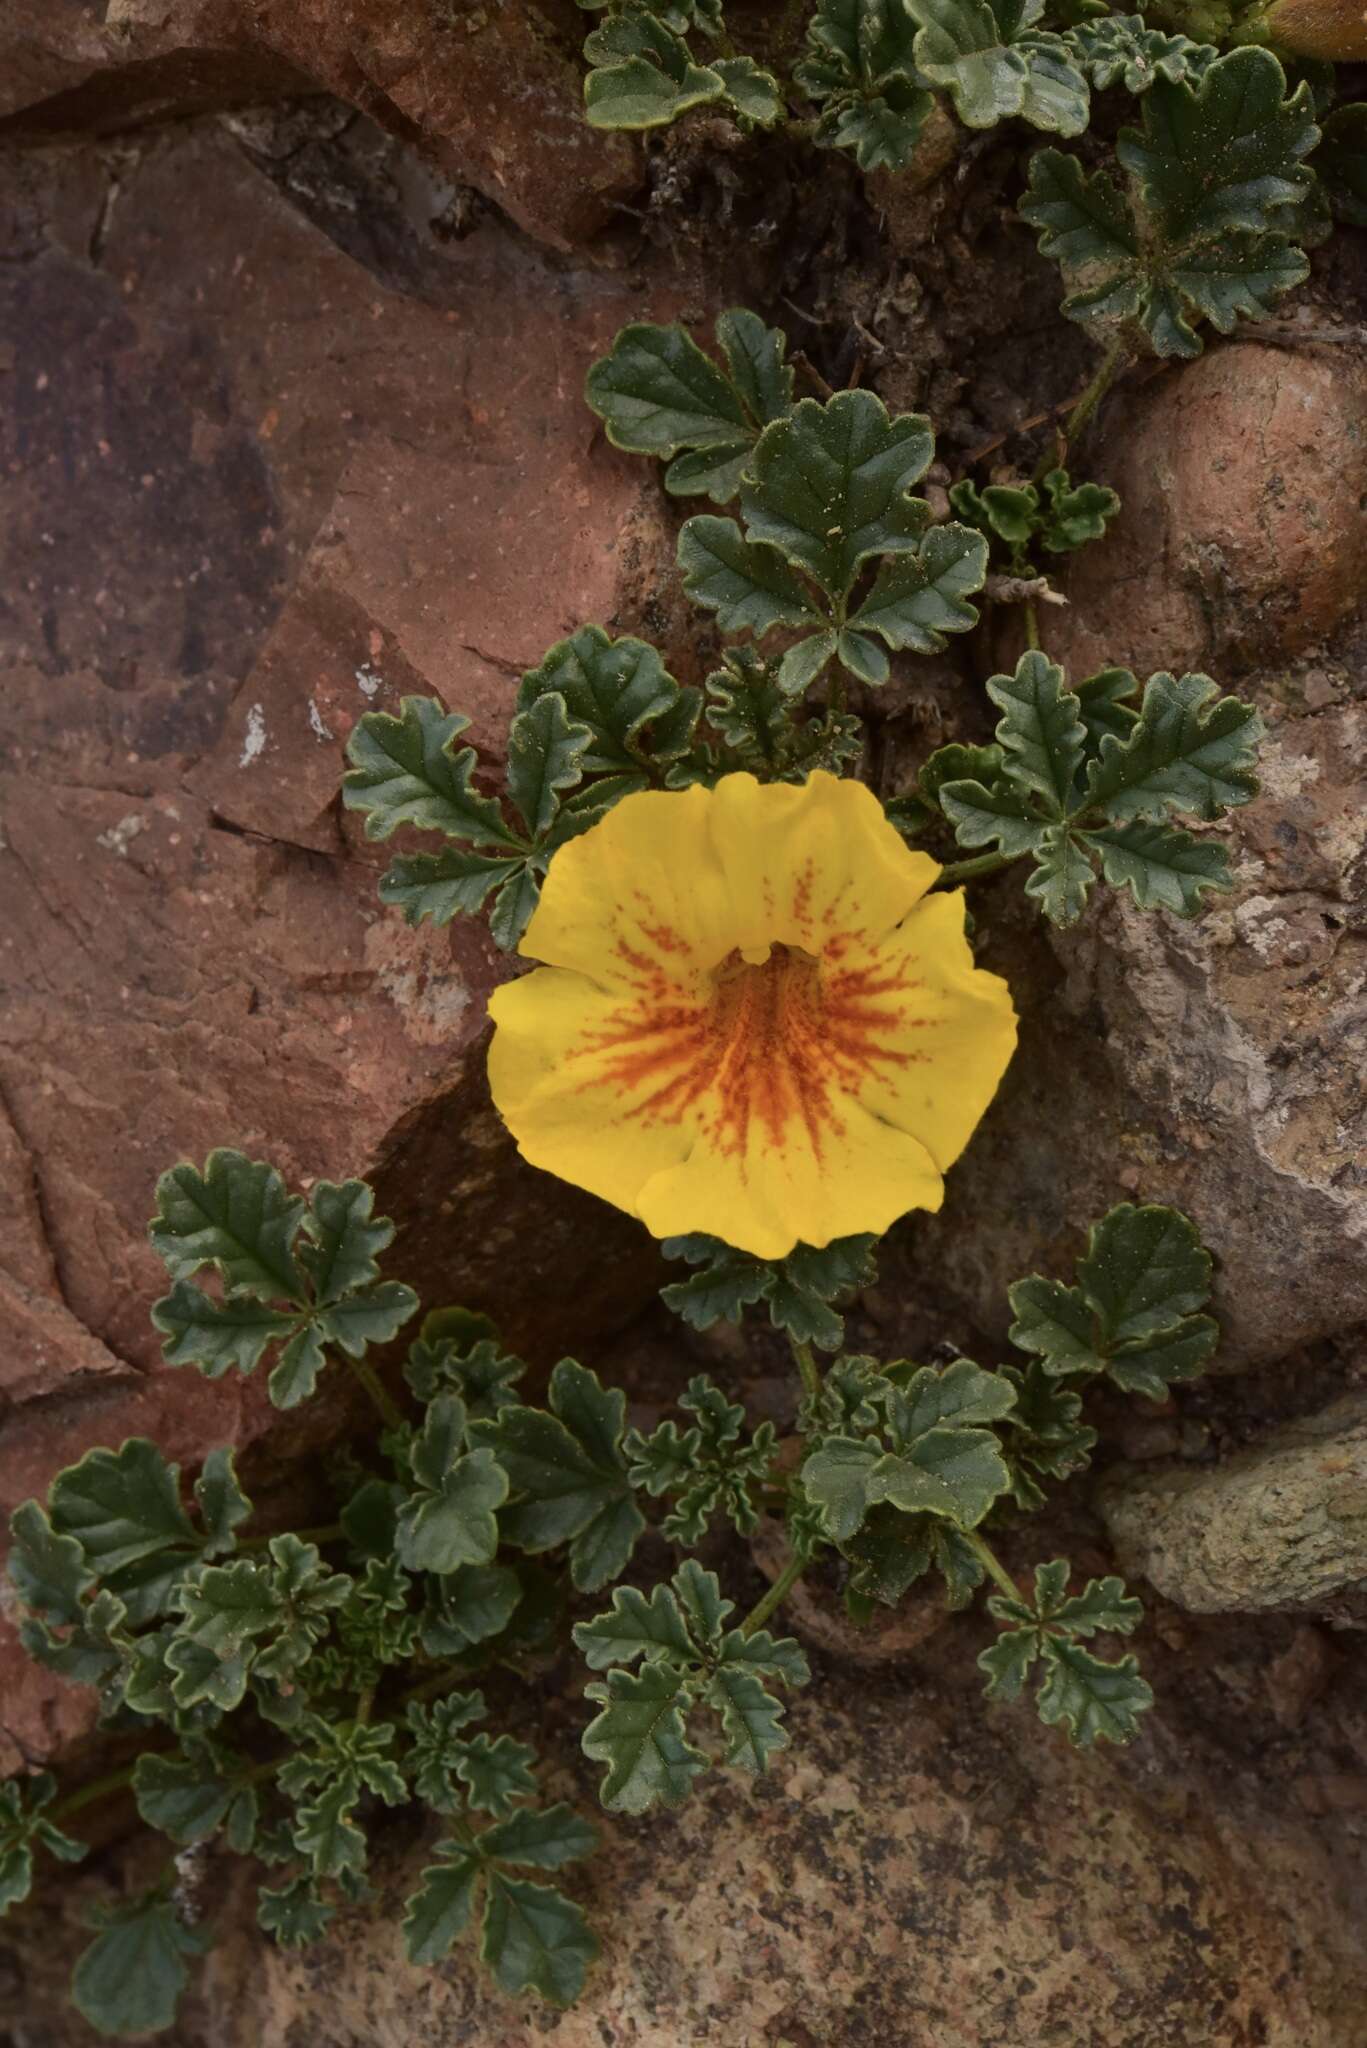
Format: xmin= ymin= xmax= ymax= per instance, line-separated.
xmin=473 ymin=1359 xmax=646 ymax=1592
xmin=576 ymin=1561 xmax=809 ymax=1810
xmin=0 ymin=1774 xmax=84 ymax=1915
xmin=150 ymin=1154 xmax=418 ymax=1410
xmin=1022 ymin=46 xmax=1319 ymax=355
xmin=979 ymin=1559 xmax=1151 ymax=1745
xmin=345 ymin=629 xmax=705 ymax=947
xmin=948 ymin=465 xmax=1120 ymax=569
xmin=403 ymin=1805 xmax=598 ymax=2003
xmin=909 ymin=0 xmax=1090 ymax=136
xmin=661 ymin=1231 xmax=878 ymax=1351
xmin=1065 ymin=13 xmax=1213 ymax=92
xmin=932 ymin=651 xmax=1262 ymax=924
xmin=585 ymin=312 xmax=794 ymax=501
xmin=579 ymin=0 xmax=780 ymax=132
xmin=72 ymin=1890 xmax=212 ymax=2038
xmin=795 ymin=0 xmax=934 ymax=169
xmin=625 ymin=1375 xmax=778 ymax=1541
xmin=1008 ymin=1201 xmax=1219 ymax=1398
xmin=679 ymin=390 xmax=987 ymax=691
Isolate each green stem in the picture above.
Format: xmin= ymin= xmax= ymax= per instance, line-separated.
xmin=789 ymin=1335 xmax=821 ymax=1406
xmin=1023 ymin=598 xmax=1041 ymax=653
xmin=355 ymin=1686 xmax=375 ymax=1727
xmin=935 ymin=849 xmax=1020 ymax=888
xmin=1036 ymin=338 xmax=1129 ymax=479
xmin=741 ymin=1551 xmax=806 ymax=1639
xmin=962 ymin=1528 xmax=1020 ymax=1603
xmin=51 ymin=1764 xmax=136 ymax=1826
xmin=349 ymin=1355 xmax=405 ymax=1434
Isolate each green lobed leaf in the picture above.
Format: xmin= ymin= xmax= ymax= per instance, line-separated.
xmin=939 ymin=777 xmax=1047 ymax=859
xmin=1074 ymin=665 xmax=1139 ymax=754
xmin=583 ymin=12 xmax=725 ymax=130
xmin=298 ymin=1178 xmax=393 ymax=1303
xmin=481 ymin=1871 xmax=599 ymax=2006
xmin=1024 ymin=822 xmax=1097 ymax=925
xmin=1083 ymin=669 xmax=1263 ymax=823
xmin=395 ymin=1402 xmax=509 ymax=1575
xmin=581 ymin=1662 xmax=706 ymax=1814
xmin=517 ymin=625 xmax=701 ymax=775
xmin=1076 ymin=1201 xmax=1211 ymax=1345
xmin=740 ymin=391 xmax=935 ymax=601
xmin=714 ymin=55 xmax=784 ymax=125
xmin=1066 ymin=14 xmax=1210 ymax=94
xmin=573 ymin=1581 xmax=696 ymax=1669
xmin=480 ymin=1803 xmax=598 ymax=1872
xmin=193 ymin=1448 xmax=252 ymax=1556
xmin=1116 ymin=47 xmax=1318 ymax=245
xmin=660 ymin=1232 xmax=878 ymax=1351
xmin=456 ymin=1733 xmax=541 ymax=1818
xmin=505 ymin=692 xmax=592 ymax=840
xmin=473 ymin=1359 xmax=644 ymax=1593
xmin=871 ymin=1425 xmax=1012 ymax=1527
xmin=6 ymin=1501 xmax=94 ymax=1623
xmin=1038 ymin=467 xmax=1120 ymax=553
xmin=1035 ymin=1637 xmax=1153 ymax=1744
xmin=420 ymin=1562 xmax=523 ymax=1657
xmin=849 ymin=525 xmax=989 ymax=656
xmin=378 ymin=847 xmax=514 ymax=928
xmin=49 ymin=1439 xmax=195 ymax=1577
xmin=0 ymin=1775 xmax=85 ymax=1915
xmin=72 ymin=1893 xmax=210 ymax=2038
xmin=1081 ymin=819 xmax=1232 ymax=914
xmin=987 ymin=651 xmax=1087 ymax=818
xmin=910 ymin=0 xmax=1090 ymax=135
xmin=150 ymin=1150 xmax=306 ymax=1301
xmin=152 ymin=1281 xmax=296 ymax=1379
xmin=815 ymin=80 xmax=935 ymax=172
xmin=403 ymin=1843 xmax=481 ymax=1965
xmin=132 ymin=1750 xmax=243 ymax=1846
xmin=707 ymin=1664 xmax=791 ymax=1773
xmin=258 ymin=1877 xmax=335 ymax=1948
xmin=677 ymin=517 xmax=823 ymax=637
xmin=342 ymin=696 xmax=520 ymax=847
xmin=291 ymin=1775 xmax=368 ymax=1880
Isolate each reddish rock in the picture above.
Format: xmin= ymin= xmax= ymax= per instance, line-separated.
xmin=1 ymin=0 xmax=637 ymax=252
xmin=0 ymin=124 xmax=694 ymax=1768
xmin=1049 ymin=345 xmax=1367 ymax=679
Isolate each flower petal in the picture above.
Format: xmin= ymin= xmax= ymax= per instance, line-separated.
xmin=488 ymin=772 xmax=1016 ymax=1259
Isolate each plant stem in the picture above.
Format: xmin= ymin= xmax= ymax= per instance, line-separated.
xmin=962 ymin=1528 xmax=1021 ymax=1603
xmin=741 ymin=1551 xmax=806 ymax=1638
xmin=349 ymin=1355 xmax=405 ymax=1434
xmin=1037 ymin=337 xmax=1128 ymax=478
xmin=1023 ymin=597 xmax=1041 ymax=652
xmin=935 ymin=849 xmax=1020 ymax=887
xmin=51 ymin=1764 xmax=136 ymax=1825
xmin=789 ymin=1335 xmax=821 ymax=1405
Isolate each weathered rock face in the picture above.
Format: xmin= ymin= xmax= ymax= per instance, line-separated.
xmin=897 ymin=348 xmax=1367 ymax=1375
xmin=8 ymin=1642 xmax=1366 ymax=2048
xmin=0 ymin=120 xmax=693 ymax=1768
xmin=1100 ymin=1390 xmax=1367 ymax=1619
xmin=2 ymin=0 xmax=636 ymax=251
xmin=1048 ymin=344 xmax=1367 ymax=679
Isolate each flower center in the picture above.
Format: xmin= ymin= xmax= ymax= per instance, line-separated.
xmin=706 ymin=943 xmax=829 ymax=1154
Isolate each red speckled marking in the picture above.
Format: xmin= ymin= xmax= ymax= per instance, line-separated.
xmin=571 ymin=919 xmax=926 ymax=1163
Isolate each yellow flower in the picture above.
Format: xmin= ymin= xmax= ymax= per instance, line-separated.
xmin=487 ymin=771 xmax=1017 ymax=1260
